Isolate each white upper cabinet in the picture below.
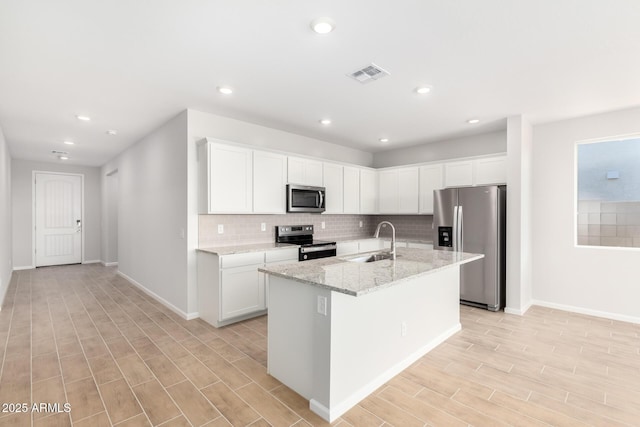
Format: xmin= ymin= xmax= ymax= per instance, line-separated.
xmin=378 ymin=167 xmax=419 ymax=214
xmin=443 ymin=155 xmax=507 ymax=188
xmin=444 ymin=160 xmax=474 ymax=188
xmin=288 ymin=156 xmax=324 ymax=186
xmin=199 ymin=142 xmax=253 ymax=214
xmin=323 ymin=163 xmax=344 ymax=214
xmin=474 ymin=155 xmax=507 ymax=185
xmin=419 ymin=164 xmax=443 ymax=214
xmin=253 ymin=150 xmax=287 ymax=213
xmin=378 ymin=170 xmax=398 ymax=214
xmin=398 ymin=167 xmax=419 ymax=213
xmin=359 ymin=168 xmax=378 ymax=214
xmin=199 ymin=138 xmax=505 ymax=215
xmin=343 ymin=166 xmax=360 ymax=214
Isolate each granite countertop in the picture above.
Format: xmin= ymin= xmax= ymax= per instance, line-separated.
xmin=197 ymin=242 xmax=298 ymax=255
xmin=198 ymin=236 xmax=433 ymax=256
xmin=259 ymin=247 xmax=482 ymax=297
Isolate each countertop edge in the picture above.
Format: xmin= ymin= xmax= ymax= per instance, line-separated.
xmin=259 ymin=252 xmax=483 ymax=297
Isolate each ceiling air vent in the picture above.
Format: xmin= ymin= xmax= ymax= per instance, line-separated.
xmin=51 ymin=150 xmax=68 ymax=155
xmin=347 ymin=63 xmax=390 ymax=84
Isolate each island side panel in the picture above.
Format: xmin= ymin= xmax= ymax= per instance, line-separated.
xmin=327 ymin=266 xmax=461 ymax=420
xmin=267 ymin=275 xmax=332 ymax=402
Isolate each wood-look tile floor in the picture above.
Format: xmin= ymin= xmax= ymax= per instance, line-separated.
xmin=1 ymin=264 xmax=639 ymax=426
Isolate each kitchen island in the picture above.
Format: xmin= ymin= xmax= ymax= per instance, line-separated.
xmin=259 ymin=247 xmax=483 ymax=422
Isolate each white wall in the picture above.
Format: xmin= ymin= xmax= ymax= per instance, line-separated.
xmin=505 ymin=116 xmax=533 ymax=315
xmin=187 ymin=109 xmax=374 ymax=167
xmin=11 ymin=159 xmax=101 ymax=268
xmin=0 ymin=126 xmax=12 ymax=307
xmin=102 ymin=169 xmax=119 ymax=265
xmin=532 ymin=106 xmax=640 ymax=322
xmin=372 ymin=130 xmax=507 ymax=168
xmin=101 ymin=111 xmax=190 ymax=317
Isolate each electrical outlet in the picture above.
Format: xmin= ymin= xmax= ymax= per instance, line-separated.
xmin=217 ymin=224 xmax=224 ymax=234
xmin=359 ymin=221 xmax=363 ymax=228
xmin=317 ymin=296 xmax=327 ymax=315
xmin=179 ymin=228 xmax=185 ymax=239
xmin=321 ymin=221 xmax=325 ymax=229
xmin=261 ymin=223 xmax=266 ymax=232
xmin=401 ymin=321 xmax=407 ymax=337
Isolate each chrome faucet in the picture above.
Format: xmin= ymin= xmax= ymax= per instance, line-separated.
xmin=374 ymin=221 xmax=396 ymax=260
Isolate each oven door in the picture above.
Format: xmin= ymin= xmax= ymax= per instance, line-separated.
xmin=299 ymin=244 xmax=337 ymax=261
xmin=287 ymin=185 xmax=325 ymax=213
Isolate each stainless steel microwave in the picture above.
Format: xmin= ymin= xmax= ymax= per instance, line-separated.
xmin=287 ymin=184 xmax=325 ymax=213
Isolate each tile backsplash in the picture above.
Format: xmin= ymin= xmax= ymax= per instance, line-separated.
xmin=199 ymin=214 xmax=433 ymax=248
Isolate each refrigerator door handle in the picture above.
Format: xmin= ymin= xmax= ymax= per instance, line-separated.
xmin=452 ymin=205 xmax=459 ymax=251
xmin=458 ymin=206 xmax=463 ymax=251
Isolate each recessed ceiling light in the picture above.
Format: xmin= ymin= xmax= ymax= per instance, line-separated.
xmin=63 ymin=140 xmax=75 ymax=145
xmin=415 ymin=86 xmax=431 ymax=94
xmin=379 ymin=138 xmax=390 ymax=143
xmin=76 ymin=115 xmax=91 ymax=121
xmin=467 ymin=118 xmax=480 ymax=124
xmin=217 ymin=86 xmax=233 ymax=95
xmin=310 ymin=17 xmax=336 ymax=34
xmin=319 ymin=118 xmax=332 ymax=125
xmin=59 ymin=155 xmax=69 ymax=160
xmin=106 ymin=130 xmax=118 ymax=135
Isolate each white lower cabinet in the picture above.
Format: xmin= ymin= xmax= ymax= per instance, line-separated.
xmin=262 ymin=248 xmax=299 ymax=309
xmin=382 ymin=240 xmax=407 ymax=249
xmin=407 ymin=242 xmax=433 ymax=249
xmin=336 ymin=241 xmax=359 ymax=256
xmin=336 ymin=238 xmax=432 ymax=255
xmin=220 ymin=264 xmax=265 ymax=320
xmin=198 ymin=248 xmax=299 ymax=327
xmin=358 ymin=238 xmax=385 ymax=252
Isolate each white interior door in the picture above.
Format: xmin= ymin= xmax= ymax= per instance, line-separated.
xmin=35 ymin=173 xmax=82 ymax=267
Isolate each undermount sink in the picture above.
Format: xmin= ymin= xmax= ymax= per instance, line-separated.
xmin=347 ymin=252 xmax=395 ymax=263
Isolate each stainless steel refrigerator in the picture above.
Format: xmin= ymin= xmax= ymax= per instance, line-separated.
xmin=433 ymin=185 xmax=506 ymax=311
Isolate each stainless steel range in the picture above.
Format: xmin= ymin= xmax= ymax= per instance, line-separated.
xmin=275 ymin=225 xmax=337 ymax=261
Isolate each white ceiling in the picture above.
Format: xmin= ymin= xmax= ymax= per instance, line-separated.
xmin=1 ymin=1 xmax=640 ymax=166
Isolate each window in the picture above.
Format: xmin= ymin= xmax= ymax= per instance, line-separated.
xmin=577 ymin=136 xmax=640 ymax=248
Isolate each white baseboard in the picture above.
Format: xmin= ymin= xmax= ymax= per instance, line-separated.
xmin=311 ymin=323 xmax=462 ymax=422
xmin=101 ymin=261 xmax=118 ymax=267
xmin=13 ymin=265 xmax=34 ymax=271
xmin=82 ymin=260 xmax=101 ymax=265
xmin=532 ymin=300 xmax=640 ymax=325
xmin=504 ymin=300 xmax=533 ymax=316
xmin=0 ymin=270 xmax=13 ymax=312
xmin=117 ymin=271 xmax=198 ymax=321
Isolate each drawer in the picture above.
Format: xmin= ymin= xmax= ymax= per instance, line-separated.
xmin=265 ymin=247 xmax=299 ymax=263
xmin=220 ymin=252 xmax=265 ymax=269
